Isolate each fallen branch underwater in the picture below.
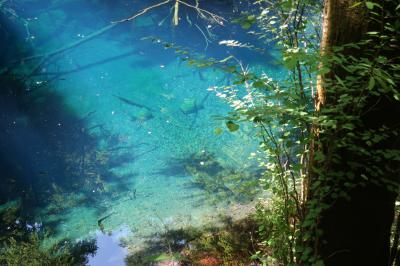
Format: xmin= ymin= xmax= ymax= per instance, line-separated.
xmin=97 ymin=211 xmax=117 ymax=233
xmin=194 ymin=24 xmax=211 ymax=50
xmin=1 ymin=0 xmax=173 ymax=76
xmin=1 ymin=0 xmax=226 ymax=77
xmin=32 ymin=49 xmax=138 ymax=77
xmin=113 ymin=94 xmax=155 ymax=111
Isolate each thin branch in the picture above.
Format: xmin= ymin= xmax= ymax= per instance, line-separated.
xmin=0 ymin=0 xmax=173 ymax=76
xmin=177 ymin=0 xmax=226 ymax=25
xmin=194 ymin=24 xmax=210 ymax=50
xmin=2 ymin=0 xmax=224 ymax=78
xmin=112 ymin=0 xmax=172 ymax=23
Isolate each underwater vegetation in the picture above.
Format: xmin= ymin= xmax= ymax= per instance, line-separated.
xmin=0 ymin=74 xmax=135 ymax=211
xmin=0 ymin=200 xmax=96 ymax=266
xmin=184 ymin=151 xmax=260 ymax=204
xmin=0 ymin=233 xmax=97 ymax=266
xmin=0 ymin=235 xmax=75 ymax=266
xmin=125 ymin=215 xmax=266 ymax=266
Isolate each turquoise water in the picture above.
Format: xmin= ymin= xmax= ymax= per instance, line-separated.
xmin=0 ymin=0 xmax=282 ymax=263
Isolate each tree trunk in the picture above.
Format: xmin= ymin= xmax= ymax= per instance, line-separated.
xmin=310 ymin=0 xmax=399 ymax=265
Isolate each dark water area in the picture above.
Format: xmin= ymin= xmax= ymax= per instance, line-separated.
xmin=0 ymin=0 xmax=282 ymax=264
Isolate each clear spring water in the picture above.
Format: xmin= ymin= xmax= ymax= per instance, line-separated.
xmin=0 ymin=0 xmax=283 ymax=263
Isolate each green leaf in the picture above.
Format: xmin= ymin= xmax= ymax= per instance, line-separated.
xmin=252 ymin=80 xmax=267 ymax=89
xmin=365 ymin=1 xmax=374 ymax=9
xmin=349 ymin=2 xmax=362 ymax=8
xmin=368 ymin=77 xmax=375 ymax=90
xmin=226 ymin=121 xmax=240 ymax=132
xmin=241 ymin=22 xmax=252 ymax=29
xmin=365 ymin=1 xmax=381 ymax=9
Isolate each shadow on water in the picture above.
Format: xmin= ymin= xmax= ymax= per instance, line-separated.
xmin=154 ymin=151 xmax=224 ymax=178
xmin=1 ymin=74 xmax=134 ymax=201
xmin=155 ymin=151 xmax=261 ymax=204
xmin=0 ymin=3 xmax=173 ymax=258
xmin=0 ymin=71 xmax=161 ymax=262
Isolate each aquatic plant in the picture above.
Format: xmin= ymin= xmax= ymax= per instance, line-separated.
xmin=183 ymin=151 xmax=260 ymax=204
xmin=0 ymin=200 xmax=24 ymax=243
xmin=0 ymin=234 xmax=74 ymax=266
xmin=125 ymin=216 xmax=263 ymax=266
xmin=0 ymin=232 xmax=97 ymax=266
xmin=0 ymin=197 xmax=95 ymax=264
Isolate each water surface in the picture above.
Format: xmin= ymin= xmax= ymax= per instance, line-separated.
xmin=0 ymin=0 xmax=282 ymax=262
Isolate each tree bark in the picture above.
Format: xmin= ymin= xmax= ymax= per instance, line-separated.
xmin=311 ymin=0 xmax=399 ymax=265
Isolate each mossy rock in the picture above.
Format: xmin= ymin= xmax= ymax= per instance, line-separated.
xmin=180 ymin=98 xmax=198 ymax=114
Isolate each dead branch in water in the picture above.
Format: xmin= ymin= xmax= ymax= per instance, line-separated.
xmin=1 ymin=0 xmax=172 ymax=76
xmin=1 ymin=0 xmax=225 ymax=79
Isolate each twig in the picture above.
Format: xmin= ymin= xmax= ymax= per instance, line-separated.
xmin=20 ymin=23 xmax=117 ymax=64
xmin=2 ymin=0 xmax=224 ymax=79
xmin=177 ymin=0 xmax=226 ymax=25
xmin=1 ymin=0 xmax=172 ymax=76
xmin=32 ymin=50 xmax=137 ymax=77
xmin=194 ymin=24 xmax=210 ymax=50
xmin=154 ymin=212 xmax=174 ymax=258
xmin=112 ymin=0 xmax=172 ymax=23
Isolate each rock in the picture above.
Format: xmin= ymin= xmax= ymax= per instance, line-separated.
xmin=180 ymin=98 xmax=198 ymax=114
xmin=134 ymin=107 xmax=153 ymax=121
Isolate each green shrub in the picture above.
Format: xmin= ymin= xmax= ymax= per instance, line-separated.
xmin=0 ymin=234 xmax=75 ymax=266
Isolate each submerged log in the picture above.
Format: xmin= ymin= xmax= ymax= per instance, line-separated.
xmin=97 ymin=211 xmax=116 ymax=233
xmin=113 ymin=94 xmax=154 ymax=111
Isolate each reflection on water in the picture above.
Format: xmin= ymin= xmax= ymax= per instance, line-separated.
xmin=0 ymin=0 xmax=281 ymax=263
xmin=88 ymin=227 xmax=130 ymax=266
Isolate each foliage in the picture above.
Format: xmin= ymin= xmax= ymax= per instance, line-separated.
xmin=126 ymin=216 xmax=262 ymax=266
xmin=181 ymin=217 xmax=260 ymax=266
xmin=184 ymin=151 xmax=260 ymax=204
xmin=164 ymin=0 xmax=400 ymax=264
xmin=208 ymin=0 xmax=322 ymax=264
xmin=1 ymin=0 xmax=398 ymax=264
xmin=0 ymin=234 xmax=75 ymax=266
xmin=231 ymin=0 xmax=399 ymax=264
xmin=149 ymin=0 xmax=319 ymax=260
xmin=0 ymin=202 xmax=96 ymax=266
xmin=300 ymin=1 xmax=400 ymax=263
